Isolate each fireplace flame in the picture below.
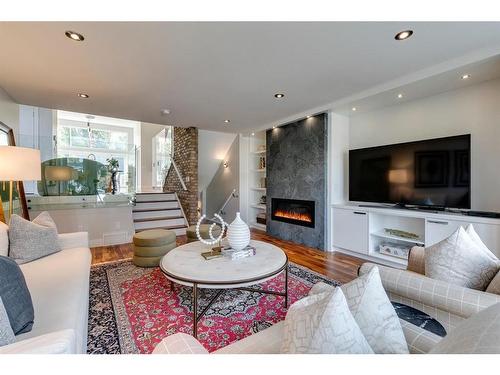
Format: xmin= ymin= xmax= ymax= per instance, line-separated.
xmin=274 ymin=209 xmax=312 ymax=223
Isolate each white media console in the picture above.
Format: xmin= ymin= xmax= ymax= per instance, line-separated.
xmin=331 ymin=204 xmax=500 ymax=268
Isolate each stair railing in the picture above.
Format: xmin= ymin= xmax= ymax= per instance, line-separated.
xmin=217 ymin=188 xmax=239 ymax=216
xmin=168 ymin=155 xmax=188 ymax=191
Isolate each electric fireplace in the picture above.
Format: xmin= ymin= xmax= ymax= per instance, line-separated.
xmin=271 ymin=198 xmax=315 ymax=228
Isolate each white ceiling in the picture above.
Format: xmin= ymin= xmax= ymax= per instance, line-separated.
xmin=1 ymin=22 xmax=500 ymax=133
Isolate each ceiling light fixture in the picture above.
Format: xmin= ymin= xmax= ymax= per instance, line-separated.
xmin=251 ymin=133 xmax=255 ymax=136
xmin=351 ymin=107 xmax=357 ymax=112
xmin=397 ymin=93 xmax=403 ymax=99
xmin=274 ymin=93 xmax=285 ymax=99
xmin=77 ymin=93 xmax=89 ymax=98
xmin=65 ymin=31 xmax=85 ymax=42
xmin=461 ymin=74 xmax=471 ymax=80
xmin=272 ymin=126 xmax=277 ymax=129
xmin=161 ymin=109 xmax=171 ymax=115
xmin=224 ymin=120 xmax=231 ymax=124
xmin=306 ymin=115 xmax=311 ymax=119
xmin=394 ymin=30 xmax=413 ymax=41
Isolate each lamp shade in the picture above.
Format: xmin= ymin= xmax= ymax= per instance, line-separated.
xmin=45 ymin=166 xmax=74 ymax=181
xmin=0 ymin=146 xmax=41 ymax=181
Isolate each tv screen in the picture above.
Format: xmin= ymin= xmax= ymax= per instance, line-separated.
xmin=349 ymin=135 xmax=471 ymax=209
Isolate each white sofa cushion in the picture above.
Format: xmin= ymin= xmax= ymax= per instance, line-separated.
xmin=425 ymin=227 xmax=499 ymax=291
xmin=0 ymin=221 xmax=8 ymax=257
xmin=430 ymin=302 xmax=500 ymax=354
xmin=17 ymin=245 xmax=91 ymax=353
xmin=281 ymin=289 xmax=373 ymax=354
xmin=0 ymin=329 xmax=76 ymax=354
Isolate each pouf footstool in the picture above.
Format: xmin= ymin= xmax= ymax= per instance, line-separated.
xmin=186 ymin=224 xmax=222 ymax=243
xmin=133 ymin=229 xmax=177 ymax=267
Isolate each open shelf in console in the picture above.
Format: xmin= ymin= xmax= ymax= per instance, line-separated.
xmin=368 ymin=212 xmax=425 ymax=266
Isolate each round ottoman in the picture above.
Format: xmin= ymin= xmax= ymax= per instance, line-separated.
xmin=133 ymin=229 xmax=177 ymax=267
xmin=186 ymin=224 xmax=222 ymax=243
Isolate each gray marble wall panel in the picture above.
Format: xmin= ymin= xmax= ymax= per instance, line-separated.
xmin=266 ymin=113 xmax=327 ymax=250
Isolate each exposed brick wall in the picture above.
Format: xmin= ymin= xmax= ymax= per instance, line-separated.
xmin=164 ymin=127 xmax=198 ymax=224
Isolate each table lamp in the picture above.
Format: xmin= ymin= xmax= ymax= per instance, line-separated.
xmin=0 ymin=146 xmax=41 ymax=219
xmin=45 ymin=165 xmax=74 ymax=196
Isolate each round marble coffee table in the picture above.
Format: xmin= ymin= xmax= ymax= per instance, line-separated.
xmin=160 ymin=240 xmax=288 ymax=338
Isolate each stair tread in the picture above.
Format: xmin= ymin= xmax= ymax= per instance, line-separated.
xmin=133 ymin=216 xmax=184 ymax=223
xmin=135 ymin=224 xmax=188 ymax=232
xmin=135 ymin=192 xmax=175 ymax=195
xmin=133 ymin=207 xmax=180 ymax=212
xmin=135 ymin=199 xmax=178 ymax=203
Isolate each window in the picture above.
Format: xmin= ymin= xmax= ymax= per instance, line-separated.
xmin=56 ymin=111 xmax=140 ymax=193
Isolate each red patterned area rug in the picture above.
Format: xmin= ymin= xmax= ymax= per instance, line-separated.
xmin=87 ymin=260 xmax=340 ymax=354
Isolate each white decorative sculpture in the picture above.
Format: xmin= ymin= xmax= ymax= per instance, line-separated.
xmin=227 ymin=212 xmax=250 ymax=251
xmin=195 ymin=214 xmax=226 ymax=246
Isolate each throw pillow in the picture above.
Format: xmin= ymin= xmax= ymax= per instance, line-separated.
xmin=339 ymin=267 xmax=409 ymax=354
xmin=0 ymin=221 xmax=8 ymax=257
xmin=465 ymin=224 xmax=498 ymax=261
xmin=32 ymin=211 xmax=58 ymax=230
xmin=486 ymin=271 xmax=500 ymax=295
xmin=8 ymin=213 xmax=61 ymax=264
xmin=0 ymin=256 xmax=34 ymax=334
xmin=430 ymin=302 xmax=500 ymax=354
xmin=0 ymin=296 xmax=15 ymax=347
xmin=425 ymin=227 xmax=500 ymax=291
xmin=281 ymin=288 xmax=373 ymax=354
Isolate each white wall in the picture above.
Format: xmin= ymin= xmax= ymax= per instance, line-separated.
xmin=198 ymin=129 xmax=237 ymax=193
xmin=0 ymin=87 xmax=19 ymax=136
xmin=140 ymin=122 xmax=167 ymax=191
xmin=349 ymin=78 xmax=500 ymax=212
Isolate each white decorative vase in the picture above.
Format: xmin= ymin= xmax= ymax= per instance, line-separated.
xmin=227 ymin=212 xmax=250 ymax=251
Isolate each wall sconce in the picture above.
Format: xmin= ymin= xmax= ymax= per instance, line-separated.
xmin=223 ymin=161 xmax=229 ymax=168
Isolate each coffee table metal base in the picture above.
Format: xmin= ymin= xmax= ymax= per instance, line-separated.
xmin=190 ymin=264 xmax=288 ymax=338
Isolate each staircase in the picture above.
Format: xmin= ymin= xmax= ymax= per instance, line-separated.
xmin=133 ymin=192 xmax=188 ymax=236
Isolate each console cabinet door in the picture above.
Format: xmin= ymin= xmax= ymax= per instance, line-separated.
xmin=332 ymin=208 xmax=369 ymax=254
xmin=425 ymin=219 xmax=462 ymax=247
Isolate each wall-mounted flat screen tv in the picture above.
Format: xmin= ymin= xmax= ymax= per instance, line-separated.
xmin=349 ymin=134 xmax=471 ymax=209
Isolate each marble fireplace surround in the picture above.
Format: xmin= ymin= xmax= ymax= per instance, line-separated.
xmin=266 ymin=113 xmax=327 ymax=249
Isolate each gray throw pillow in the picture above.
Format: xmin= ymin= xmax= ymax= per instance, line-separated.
xmin=0 ymin=256 xmax=34 ymax=335
xmin=8 ymin=213 xmax=61 ymax=264
xmin=0 ymin=296 xmax=15 ymax=347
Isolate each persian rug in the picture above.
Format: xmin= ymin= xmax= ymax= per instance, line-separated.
xmin=87 ymin=260 xmax=340 ymax=354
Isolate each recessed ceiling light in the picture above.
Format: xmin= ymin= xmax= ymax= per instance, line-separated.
xmin=272 ymin=126 xmax=276 ymax=129
xmin=161 ymin=109 xmax=171 ymax=115
xmin=397 ymin=93 xmax=403 ymax=99
xmin=251 ymin=133 xmax=255 ymax=136
xmin=394 ymin=30 xmax=413 ymax=41
xmin=461 ymin=74 xmax=471 ymax=80
xmin=224 ymin=120 xmax=231 ymax=124
xmin=274 ymin=93 xmax=285 ymax=99
xmin=77 ymin=93 xmax=89 ymax=98
xmin=351 ymin=107 xmax=357 ymax=112
xmin=65 ymin=31 xmax=84 ymax=42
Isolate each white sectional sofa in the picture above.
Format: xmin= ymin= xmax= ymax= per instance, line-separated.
xmin=0 ymin=232 xmax=91 ymax=354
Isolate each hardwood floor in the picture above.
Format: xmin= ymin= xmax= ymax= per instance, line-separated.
xmin=91 ymin=229 xmax=366 ymax=283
